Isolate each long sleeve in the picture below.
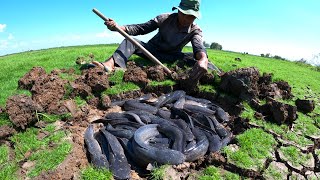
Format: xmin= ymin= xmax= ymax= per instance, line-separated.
xmin=124 ymin=20 xmax=158 ymax=36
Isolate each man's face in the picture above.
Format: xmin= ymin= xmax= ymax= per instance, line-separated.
xmin=178 ymin=11 xmax=196 ymax=28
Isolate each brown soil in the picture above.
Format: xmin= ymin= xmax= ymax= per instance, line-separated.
xmin=295 ymin=99 xmax=315 ymax=113
xmin=145 ymin=65 xmax=167 ymax=81
xmin=123 ymin=61 xmax=150 ymax=87
xmin=6 ymin=94 xmax=43 ymax=129
xmin=0 ymin=125 xmax=16 ymax=139
xmin=2 ymin=64 xmax=318 ymax=179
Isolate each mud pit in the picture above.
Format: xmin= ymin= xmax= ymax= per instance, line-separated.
xmin=2 ymin=63 xmax=319 ymax=179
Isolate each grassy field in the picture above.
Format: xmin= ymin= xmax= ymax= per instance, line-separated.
xmin=0 ymin=44 xmax=319 ymax=179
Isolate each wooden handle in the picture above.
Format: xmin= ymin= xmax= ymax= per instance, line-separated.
xmin=92 ymin=8 xmax=172 ymax=74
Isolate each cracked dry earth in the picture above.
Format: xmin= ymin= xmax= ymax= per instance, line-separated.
xmin=1 ymin=62 xmax=319 ymax=179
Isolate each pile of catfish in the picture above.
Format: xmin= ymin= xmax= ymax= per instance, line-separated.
xmin=85 ymin=90 xmax=231 ymax=179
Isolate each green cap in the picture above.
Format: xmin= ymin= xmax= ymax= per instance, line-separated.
xmin=172 ymin=0 xmax=201 ymax=18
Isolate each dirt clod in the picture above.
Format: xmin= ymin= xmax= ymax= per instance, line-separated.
xmin=123 ymin=61 xmax=149 ymax=86
xmin=295 ymin=99 xmax=315 ymax=113
xmin=6 ymin=94 xmax=43 ymax=129
xmin=18 ymin=67 xmax=47 ymax=90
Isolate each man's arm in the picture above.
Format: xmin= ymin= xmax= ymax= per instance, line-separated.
xmin=187 ymin=51 xmax=208 ymax=81
xmin=105 ymin=18 xmax=158 ymax=36
xmin=195 ymin=51 xmax=208 ymax=71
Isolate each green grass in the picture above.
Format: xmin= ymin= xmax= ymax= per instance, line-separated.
xmin=0 ymin=145 xmax=19 ymax=180
xmin=28 ymin=142 xmax=72 ymax=177
xmin=263 ymin=164 xmax=286 ymax=180
xmin=150 ymin=165 xmax=169 ymax=180
xmin=149 ymin=79 xmax=176 ymax=86
xmin=0 ymin=145 xmax=9 ymax=165
xmin=5 ymin=123 xmax=71 ymax=178
xmin=199 ymin=166 xmax=241 ymax=180
xmin=279 ymin=146 xmax=313 ymax=167
xmin=0 ymin=113 xmax=12 ymax=126
xmin=36 ymin=112 xmax=68 ymax=123
xmin=103 ymin=82 xmax=140 ymax=95
xmin=242 ymin=102 xmax=315 ymax=148
xmin=0 ymin=162 xmax=19 ymax=180
xmin=80 ymin=166 xmax=113 ymax=180
xmin=223 ymin=128 xmax=277 ymax=170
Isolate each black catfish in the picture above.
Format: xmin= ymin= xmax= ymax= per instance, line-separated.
xmin=84 ymin=124 xmax=109 ymax=169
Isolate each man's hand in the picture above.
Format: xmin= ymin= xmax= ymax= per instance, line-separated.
xmin=188 ymin=52 xmax=208 ymax=81
xmin=104 ymin=19 xmax=126 ymax=32
xmin=104 ymin=19 xmax=117 ymax=31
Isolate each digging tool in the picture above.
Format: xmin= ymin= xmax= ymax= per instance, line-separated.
xmin=92 ymin=8 xmax=172 ymax=74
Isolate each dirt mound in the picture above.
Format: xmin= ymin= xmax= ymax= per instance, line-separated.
xmin=220 ymin=67 xmax=260 ymax=100
xmin=123 ymin=61 xmax=149 ymax=86
xmin=259 ymin=98 xmax=297 ymax=125
xmin=220 ymin=67 xmax=293 ymax=101
xmin=31 ymin=72 xmax=68 ymax=114
xmin=6 ymin=94 xmax=43 ymax=129
xmin=295 ymin=99 xmax=315 ymax=113
xmin=145 ymin=65 xmax=166 ymax=81
xmin=18 ymin=67 xmax=47 ymax=90
xmin=75 ymin=67 xmax=109 ymax=94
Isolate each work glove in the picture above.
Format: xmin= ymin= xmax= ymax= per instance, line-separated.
xmin=188 ymin=58 xmax=208 ymax=81
xmin=104 ymin=19 xmax=117 ymax=31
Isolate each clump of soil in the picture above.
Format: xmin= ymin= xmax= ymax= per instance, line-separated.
xmin=75 ymin=67 xmax=109 ymax=94
xmin=259 ymin=98 xmax=297 ymax=125
xmin=31 ymin=72 xmax=68 ymax=114
xmin=6 ymin=94 xmax=43 ymax=129
xmin=220 ymin=67 xmax=260 ymax=101
xmin=200 ymin=72 xmax=215 ymax=85
xmin=295 ymin=99 xmax=315 ymax=113
xmin=220 ymin=68 xmax=293 ymax=102
xmin=145 ymin=65 xmax=166 ymax=81
xmin=0 ymin=125 xmax=16 ymax=139
xmin=123 ymin=61 xmax=149 ymax=86
xmin=18 ymin=67 xmax=47 ymax=90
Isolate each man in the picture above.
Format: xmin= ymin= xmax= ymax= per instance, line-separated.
xmin=92 ymin=0 xmax=208 ymax=80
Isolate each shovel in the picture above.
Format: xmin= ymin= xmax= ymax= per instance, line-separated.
xmin=92 ymin=8 xmax=172 ymax=74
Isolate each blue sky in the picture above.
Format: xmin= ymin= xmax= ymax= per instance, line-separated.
xmin=1 ymin=0 xmax=319 ymax=65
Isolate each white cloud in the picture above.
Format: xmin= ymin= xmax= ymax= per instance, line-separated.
xmin=0 ymin=40 xmax=8 ymax=49
xmin=96 ymin=29 xmax=121 ymax=38
xmin=8 ymin=33 xmax=14 ymax=40
xmin=0 ymin=24 xmax=6 ymax=32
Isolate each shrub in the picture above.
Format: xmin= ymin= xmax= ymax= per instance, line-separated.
xmin=210 ymin=42 xmax=222 ymax=50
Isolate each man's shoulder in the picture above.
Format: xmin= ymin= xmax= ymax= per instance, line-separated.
xmin=154 ymin=13 xmax=176 ymax=25
xmin=156 ymin=13 xmax=176 ymax=20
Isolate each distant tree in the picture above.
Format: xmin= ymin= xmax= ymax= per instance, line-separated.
xmin=210 ymin=42 xmax=222 ymax=50
xmin=260 ymin=54 xmax=265 ymax=57
xmin=265 ymin=53 xmax=270 ymax=58
xmin=203 ymin=41 xmax=210 ymax=48
xmin=273 ymin=55 xmax=285 ymax=60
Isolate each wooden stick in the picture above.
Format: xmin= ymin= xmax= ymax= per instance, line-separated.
xmin=92 ymin=8 xmax=172 ymax=74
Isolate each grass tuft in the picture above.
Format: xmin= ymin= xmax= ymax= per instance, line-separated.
xmin=150 ymin=165 xmax=169 ymax=180
xmin=223 ymin=128 xmax=277 ymax=169
xmin=81 ymin=166 xmax=113 ymax=180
